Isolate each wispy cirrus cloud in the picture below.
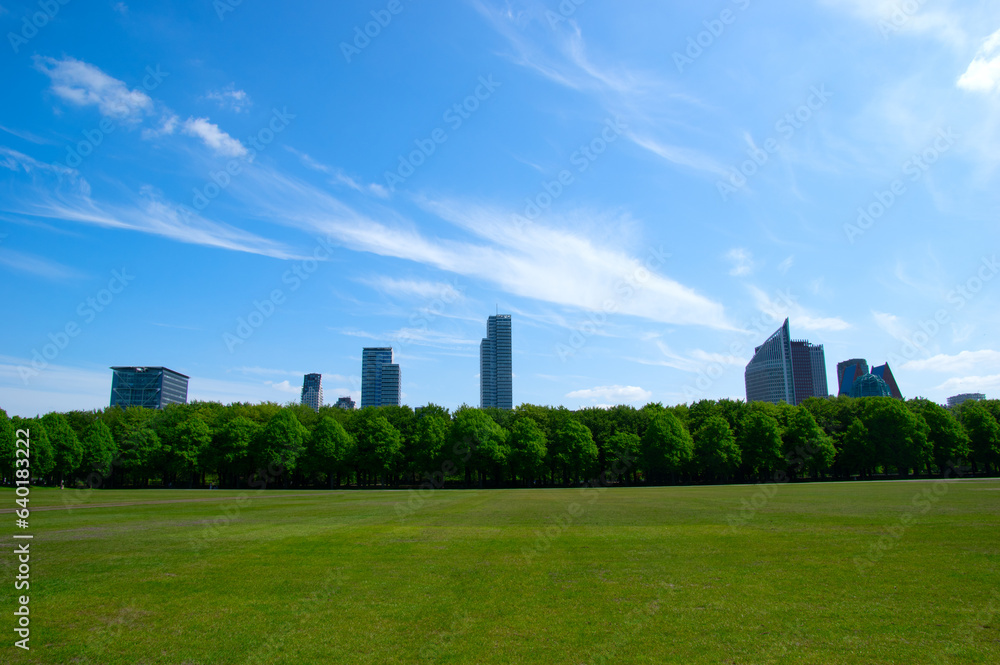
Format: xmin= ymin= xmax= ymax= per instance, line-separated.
xmin=904 ymin=349 xmax=1000 ymax=373
xmin=566 ymin=385 xmax=652 ymax=405
xmin=0 ymin=248 xmax=87 ymax=281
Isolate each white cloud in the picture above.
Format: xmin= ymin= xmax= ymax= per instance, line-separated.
xmin=726 ymin=248 xmax=754 ymax=277
xmin=141 ymin=113 xmax=178 ymax=139
xmin=748 ymin=286 xmax=850 ymax=333
xmin=778 ymin=256 xmax=795 ymax=275
xmin=566 ymin=385 xmax=652 ymax=404
xmin=206 ymin=84 xmax=252 ymax=113
xmin=34 ymin=56 xmax=153 ymax=123
xmin=0 ymin=359 xmax=108 ymax=417
xmin=182 ymin=117 xmax=247 ymax=157
xmin=934 ymin=374 xmax=1000 ymax=395
xmin=903 ymin=349 xmax=1000 ymax=373
xmin=958 ymin=29 xmax=1000 ymax=93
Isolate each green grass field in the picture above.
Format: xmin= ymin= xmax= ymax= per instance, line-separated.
xmin=3 ymin=480 xmax=999 ymax=664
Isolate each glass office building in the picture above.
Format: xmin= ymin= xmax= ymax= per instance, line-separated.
xmin=301 ymin=373 xmax=323 ymax=412
xmin=110 ymin=367 xmax=189 ymax=409
xmin=361 ymin=347 xmax=401 ymax=408
xmin=837 ymin=359 xmax=903 ymax=400
xmin=745 ymin=319 xmax=828 ymax=405
xmin=480 ymin=314 xmax=512 ymax=410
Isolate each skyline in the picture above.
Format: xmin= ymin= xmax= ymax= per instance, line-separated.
xmin=2 ymin=2 xmax=1000 ymax=418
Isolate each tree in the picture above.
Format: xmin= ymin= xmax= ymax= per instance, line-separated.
xmin=860 ymin=398 xmax=931 ymax=476
xmin=508 ymin=417 xmax=547 ymax=485
xmin=641 ymin=411 xmax=693 ymax=484
xmin=304 ymin=416 xmax=354 ymax=488
xmin=41 ymin=413 xmax=82 ymax=483
xmin=0 ymin=409 xmax=17 ymax=484
xmin=738 ymin=410 xmax=783 ymax=480
xmin=910 ymin=399 xmax=970 ymax=475
xmin=119 ymin=427 xmax=161 ymax=487
xmin=605 ymin=432 xmax=640 ymax=485
xmin=962 ymin=405 xmax=1000 ymax=474
xmin=451 ymin=408 xmax=507 ymax=486
xmin=251 ymin=411 xmax=309 ymax=486
xmin=840 ymin=418 xmax=872 ymax=477
xmin=694 ymin=416 xmax=741 ymax=482
xmin=412 ymin=413 xmax=450 ymax=479
xmin=352 ymin=410 xmax=403 ymax=487
xmin=172 ymin=416 xmax=213 ymax=487
xmin=783 ymin=408 xmax=836 ymax=479
xmin=214 ymin=416 xmax=260 ymax=487
xmin=80 ymin=419 xmax=116 ymax=484
xmin=550 ymin=419 xmax=598 ymax=485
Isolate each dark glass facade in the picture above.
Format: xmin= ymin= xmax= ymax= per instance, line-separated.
xmin=745 ymin=320 xmax=827 ymax=406
xmin=361 ymin=348 xmax=400 ymax=408
xmin=301 ymin=373 xmax=323 ymax=412
xmin=110 ymin=367 xmax=189 ymax=409
xmin=481 ymin=315 xmax=512 ymax=409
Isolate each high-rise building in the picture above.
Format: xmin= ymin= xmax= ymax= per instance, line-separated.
xmin=110 ymin=367 xmax=189 ymax=409
xmin=836 ymin=359 xmax=904 ymax=400
xmin=361 ymin=347 xmax=401 ymax=408
xmin=948 ymin=393 xmax=986 ymax=408
xmin=837 ymin=359 xmax=870 ymax=396
xmin=301 ymin=374 xmax=323 ymax=412
xmin=335 ymin=396 xmax=357 ymax=410
xmin=745 ymin=319 xmax=827 ymax=405
xmin=480 ymin=314 xmax=513 ymax=409
xmin=871 ymin=364 xmax=903 ymax=400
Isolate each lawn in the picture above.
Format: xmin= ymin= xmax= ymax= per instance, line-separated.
xmin=2 ymin=480 xmax=999 ymax=664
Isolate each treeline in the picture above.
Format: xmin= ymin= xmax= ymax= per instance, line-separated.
xmin=1 ymin=396 xmax=999 ymax=490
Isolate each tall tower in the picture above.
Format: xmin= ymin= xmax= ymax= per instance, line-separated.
xmin=301 ymin=373 xmax=323 ymax=412
xmin=110 ymin=367 xmax=189 ymax=409
xmin=362 ymin=347 xmax=401 ymax=408
xmin=745 ymin=319 xmax=796 ymax=405
xmin=480 ymin=314 xmax=512 ymax=409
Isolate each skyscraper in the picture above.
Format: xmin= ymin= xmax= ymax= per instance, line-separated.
xmin=361 ymin=347 xmax=401 ymax=408
xmin=301 ymin=373 xmax=323 ymax=412
xmin=745 ymin=319 xmax=828 ymax=405
xmin=480 ymin=314 xmax=512 ymax=409
xmin=837 ymin=359 xmax=870 ymax=396
xmin=110 ymin=367 xmax=189 ymax=409
xmin=871 ymin=363 xmax=903 ymax=400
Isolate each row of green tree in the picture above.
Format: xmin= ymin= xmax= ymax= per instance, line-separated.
xmin=2 ymin=396 xmax=998 ymax=489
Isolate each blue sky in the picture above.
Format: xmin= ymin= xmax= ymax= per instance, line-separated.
xmin=2 ymin=0 xmax=1000 ymax=417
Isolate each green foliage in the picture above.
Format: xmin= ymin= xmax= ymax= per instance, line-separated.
xmin=694 ymin=416 xmax=741 ymax=481
xmin=962 ymin=405 xmax=1000 ymax=473
xmin=738 ymin=410 xmax=783 ymax=479
xmin=41 ymin=412 xmax=83 ymax=480
xmin=859 ymin=398 xmax=931 ymax=476
xmin=641 ymin=411 xmax=693 ymax=483
xmin=452 ymin=407 xmax=508 ymax=483
xmin=353 ymin=409 xmax=403 ymax=480
xmin=304 ymin=416 xmax=354 ymax=487
xmin=507 ymin=417 xmax=547 ymax=483
xmin=549 ymin=419 xmax=597 ymax=484
xmin=909 ymin=399 xmax=970 ymax=473
xmin=783 ymin=408 xmax=836 ymax=478
xmin=252 ymin=410 xmax=309 ymax=478
xmin=80 ymin=419 xmax=116 ymax=479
